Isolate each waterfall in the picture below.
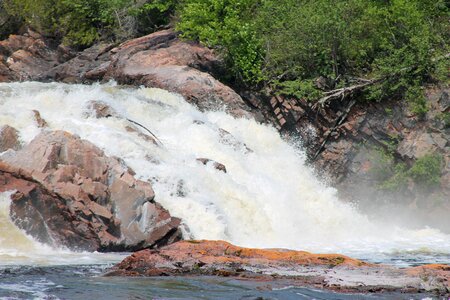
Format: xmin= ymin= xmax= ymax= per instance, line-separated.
xmin=1 ymin=81 xmax=449 ymax=264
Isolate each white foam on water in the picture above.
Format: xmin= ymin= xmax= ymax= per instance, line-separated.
xmin=0 ymin=81 xmax=449 ymax=263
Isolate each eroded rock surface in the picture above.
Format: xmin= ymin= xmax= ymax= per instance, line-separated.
xmin=103 ymin=30 xmax=249 ymax=117
xmin=0 ymin=130 xmax=181 ymax=251
xmin=107 ymin=240 xmax=449 ymax=295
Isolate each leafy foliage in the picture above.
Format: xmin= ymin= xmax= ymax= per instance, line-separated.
xmin=176 ymin=0 xmax=263 ymax=84
xmin=255 ymin=0 xmax=449 ymax=100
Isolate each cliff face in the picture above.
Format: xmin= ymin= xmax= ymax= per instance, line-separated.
xmin=0 ymin=29 xmax=448 ymax=231
xmin=271 ymin=88 xmax=449 ymax=231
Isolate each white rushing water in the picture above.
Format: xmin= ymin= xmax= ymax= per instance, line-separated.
xmin=0 ymin=81 xmax=449 ymax=265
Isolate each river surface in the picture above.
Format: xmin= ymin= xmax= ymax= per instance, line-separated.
xmin=0 ymin=82 xmax=449 ymax=299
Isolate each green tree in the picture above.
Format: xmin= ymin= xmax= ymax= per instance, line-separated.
xmin=176 ymin=0 xmax=264 ymax=85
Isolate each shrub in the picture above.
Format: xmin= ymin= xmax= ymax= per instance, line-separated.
xmin=176 ymin=0 xmax=264 ymax=85
xmin=408 ymin=154 xmax=443 ymax=187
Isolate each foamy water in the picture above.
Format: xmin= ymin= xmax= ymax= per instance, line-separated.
xmin=0 ymin=81 xmax=449 ymax=265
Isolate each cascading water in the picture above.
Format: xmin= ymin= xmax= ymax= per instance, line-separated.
xmin=0 ymin=81 xmax=449 ymax=267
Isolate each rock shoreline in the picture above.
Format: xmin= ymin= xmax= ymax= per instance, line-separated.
xmin=107 ymin=240 xmax=450 ymax=295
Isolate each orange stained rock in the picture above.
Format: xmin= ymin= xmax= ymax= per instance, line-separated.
xmin=152 ymin=240 xmax=368 ymax=267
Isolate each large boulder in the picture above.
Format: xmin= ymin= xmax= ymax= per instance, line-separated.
xmin=103 ymin=30 xmax=248 ymax=116
xmin=40 ymin=29 xmax=250 ymax=117
xmin=0 ymin=131 xmax=181 ymax=251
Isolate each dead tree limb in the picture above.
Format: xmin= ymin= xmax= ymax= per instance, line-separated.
xmin=313 ymin=79 xmax=380 ymax=109
xmin=312 ymin=52 xmax=449 ymax=109
xmin=126 ymin=118 xmax=164 ymax=147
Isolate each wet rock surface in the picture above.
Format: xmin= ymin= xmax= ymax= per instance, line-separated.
xmin=196 ymin=158 xmax=227 ymax=173
xmin=0 ymin=130 xmax=181 ymax=251
xmin=108 ymin=240 xmax=449 ymax=295
xmin=0 ymin=125 xmax=21 ymax=152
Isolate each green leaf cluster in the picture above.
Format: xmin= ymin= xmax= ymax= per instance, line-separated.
xmin=176 ymin=0 xmax=264 ymax=84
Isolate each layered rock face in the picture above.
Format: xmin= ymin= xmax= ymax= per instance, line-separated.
xmin=108 ymin=240 xmax=450 ymax=294
xmin=271 ymin=89 xmax=449 ymax=231
xmin=0 ymin=131 xmax=181 ymax=251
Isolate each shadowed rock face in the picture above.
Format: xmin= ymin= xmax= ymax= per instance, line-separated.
xmin=0 ymin=29 xmax=71 ymax=82
xmin=108 ymin=240 xmax=450 ymax=295
xmin=0 ymin=131 xmax=181 ymax=251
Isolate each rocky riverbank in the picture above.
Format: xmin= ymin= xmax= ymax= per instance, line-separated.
xmin=107 ymin=240 xmax=450 ymax=295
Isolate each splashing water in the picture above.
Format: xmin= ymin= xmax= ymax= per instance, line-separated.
xmin=0 ymin=81 xmax=449 ymax=265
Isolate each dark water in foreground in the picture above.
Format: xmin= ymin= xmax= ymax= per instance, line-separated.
xmin=0 ymin=265 xmax=439 ymax=300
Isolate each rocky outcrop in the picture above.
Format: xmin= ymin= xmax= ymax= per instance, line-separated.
xmin=107 ymin=240 xmax=450 ymax=295
xmin=196 ymin=158 xmax=227 ymax=173
xmin=44 ymin=43 xmax=113 ymax=83
xmin=269 ymin=88 xmax=450 ymax=231
xmin=0 ymin=131 xmax=181 ymax=251
xmin=0 ymin=29 xmax=250 ymax=117
xmin=0 ymin=29 xmax=72 ymax=81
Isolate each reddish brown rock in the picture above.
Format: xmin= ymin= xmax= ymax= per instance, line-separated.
xmin=103 ymin=30 xmax=249 ymax=117
xmin=85 ymin=100 xmax=118 ymax=119
xmin=0 ymin=125 xmax=21 ymax=152
xmin=0 ymin=130 xmax=181 ymax=251
xmin=0 ymin=29 xmax=67 ymax=81
xmin=108 ymin=240 xmax=450 ymax=294
xmin=32 ymin=110 xmax=48 ymax=128
xmin=45 ymin=43 xmax=113 ymax=83
xmin=196 ymin=158 xmax=227 ymax=173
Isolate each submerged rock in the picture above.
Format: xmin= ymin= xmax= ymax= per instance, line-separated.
xmin=108 ymin=240 xmax=450 ymax=295
xmin=0 ymin=130 xmax=181 ymax=251
xmin=196 ymin=158 xmax=227 ymax=173
xmin=85 ymin=100 xmax=118 ymax=119
xmin=32 ymin=110 xmax=48 ymax=128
